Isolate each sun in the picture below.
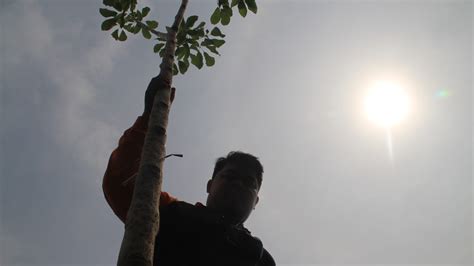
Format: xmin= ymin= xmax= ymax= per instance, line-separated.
xmin=364 ymin=81 xmax=411 ymax=128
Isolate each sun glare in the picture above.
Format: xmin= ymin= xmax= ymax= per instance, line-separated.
xmin=364 ymin=81 xmax=411 ymax=128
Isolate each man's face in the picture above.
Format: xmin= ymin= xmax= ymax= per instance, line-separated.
xmin=206 ymin=163 xmax=260 ymax=225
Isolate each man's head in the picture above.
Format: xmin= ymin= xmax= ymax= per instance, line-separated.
xmin=206 ymin=151 xmax=264 ymax=225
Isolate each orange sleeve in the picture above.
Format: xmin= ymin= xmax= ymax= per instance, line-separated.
xmin=102 ymin=116 xmax=178 ymax=224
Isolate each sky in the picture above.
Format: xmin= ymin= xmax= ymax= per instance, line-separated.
xmin=0 ymin=0 xmax=472 ymax=265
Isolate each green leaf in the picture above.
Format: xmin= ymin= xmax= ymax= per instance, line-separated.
xmin=178 ymin=60 xmax=189 ymax=74
xmin=173 ymin=63 xmax=179 ymax=75
xmin=205 ymin=45 xmax=220 ymax=55
xmin=117 ymin=14 xmax=125 ymax=27
xmin=210 ymin=27 xmax=225 ymax=37
xmin=220 ymin=13 xmax=230 ymax=25
xmin=204 ymin=52 xmax=215 ymax=66
xmin=120 ymin=1 xmax=130 ymax=11
xmin=99 ymin=8 xmax=117 ymax=18
xmin=146 ymin=20 xmax=158 ymax=29
xmin=189 ymin=39 xmax=199 ymax=48
xmin=183 ymin=44 xmax=191 ymax=59
xmin=175 ymin=46 xmax=186 ymax=59
xmin=101 ymin=18 xmax=116 ymax=31
xmin=189 ymin=28 xmax=205 ymax=38
xmin=244 ymin=0 xmax=257 ymax=14
xmin=132 ymin=25 xmax=141 ymax=34
xmin=112 ymin=2 xmax=122 ymax=11
xmin=118 ymin=30 xmax=127 ymax=41
xmin=186 ymin=15 xmax=198 ymax=28
xmin=190 ymin=42 xmax=199 ymax=50
xmin=135 ymin=10 xmax=143 ymax=21
xmin=194 ymin=21 xmax=206 ymax=29
xmin=159 ymin=47 xmax=166 ymax=57
xmin=124 ymin=23 xmax=131 ymax=31
xmin=198 ymin=28 xmax=206 ymax=37
xmin=142 ymin=28 xmax=151 ymax=39
xmin=187 ymin=29 xmax=198 ymax=38
xmin=238 ymin=1 xmax=247 ymax=17
xmin=211 ymin=39 xmax=225 ymax=48
xmin=111 ymin=29 xmax=119 ymax=40
xmin=231 ymin=0 xmax=239 ymax=7
xmin=191 ymin=51 xmax=203 ymax=69
xmin=153 ymin=43 xmax=165 ymax=53
xmin=222 ymin=6 xmax=233 ymax=17
xmin=210 ymin=7 xmax=220 ymax=25
xmin=103 ymin=0 xmax=115 ymax=7
xmin=142 ymin=7 xmax=150 ymax=17
xmin=218 ymin=0 xmax=229 ymax=7
xmin=177 ymin=32 xmax=186 ymax=45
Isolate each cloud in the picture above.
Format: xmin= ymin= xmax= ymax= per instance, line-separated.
xmin=2 ymin=0 xmax=123 ymax=174
xmin=1 ymin=0 xmax=52 ymax=64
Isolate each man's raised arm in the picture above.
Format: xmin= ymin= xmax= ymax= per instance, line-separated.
xmin=102 ymin=77 xmax=177 ymax=223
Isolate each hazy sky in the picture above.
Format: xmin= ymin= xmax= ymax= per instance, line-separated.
xmin=1 ymin=0 xmax=472 ymax=265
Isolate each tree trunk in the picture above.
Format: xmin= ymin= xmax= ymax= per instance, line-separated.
xmin=117 ymin=1 xmax=189 ymax=266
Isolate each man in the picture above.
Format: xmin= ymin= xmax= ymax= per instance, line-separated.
xmin=102 ymin=77 xmax=275 ymax=265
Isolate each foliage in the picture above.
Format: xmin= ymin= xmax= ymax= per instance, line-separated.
xmin=100 ymin=0 xmax=258 ymax=75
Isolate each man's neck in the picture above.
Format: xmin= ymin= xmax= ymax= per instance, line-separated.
xmin=200 ymin=202 xmax=245 ymax=227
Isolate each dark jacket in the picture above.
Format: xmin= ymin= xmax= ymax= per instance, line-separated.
xmin=155 ymin=201 xmax=275 ymax=266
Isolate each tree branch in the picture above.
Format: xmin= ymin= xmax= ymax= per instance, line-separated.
xmin=116 ymin=1 xmax=189 ymax=266
xmin=158 ymin=0 xmax=188 ymax=76
xmin=136 ymin=21 xmax=168 ymax=39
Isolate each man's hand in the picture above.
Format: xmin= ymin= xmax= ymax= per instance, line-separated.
xmin=143 ymin=77 xmax=176 ymax=117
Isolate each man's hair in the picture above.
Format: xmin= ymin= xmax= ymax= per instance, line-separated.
xmin=211 ymin=151 xmax=264 ymax=188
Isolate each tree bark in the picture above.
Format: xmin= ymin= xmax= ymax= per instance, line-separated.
xmin=117 ymin=1 xmax=189 ymax=266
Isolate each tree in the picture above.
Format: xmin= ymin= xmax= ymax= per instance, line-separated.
xmin=99 ymin=0 xmax=258 ymax=265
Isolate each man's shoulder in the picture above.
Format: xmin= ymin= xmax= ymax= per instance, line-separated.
xmin=260 ymin=248 xmax=276 ymax=266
